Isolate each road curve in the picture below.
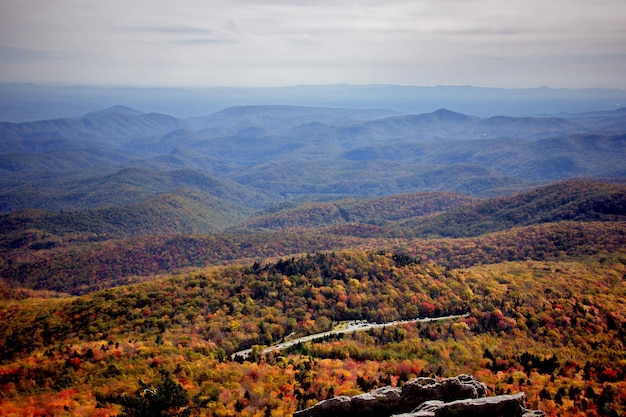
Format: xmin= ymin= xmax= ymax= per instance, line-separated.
xmin=232 ymin=313 xmax=469 ymax=360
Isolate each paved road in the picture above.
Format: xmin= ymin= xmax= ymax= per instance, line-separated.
xmin=232 ymin=313 xmax=469 ymax=360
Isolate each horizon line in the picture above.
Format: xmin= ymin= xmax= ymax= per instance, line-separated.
xmin=2 ymin=81 xmax=624 ymax=92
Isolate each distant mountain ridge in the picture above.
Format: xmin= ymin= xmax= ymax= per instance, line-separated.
xmin=3 ymin=83 xmax=626 ymax=121
xmin=186 ymin=105 xmax=398 ymax=131
xmin=0 ymin=110 xmax=185 ymax=153
xmin=3 ymin=105 xmax=623 ymax=155
xmin=79 ymin=105 xmax=145 ymax=119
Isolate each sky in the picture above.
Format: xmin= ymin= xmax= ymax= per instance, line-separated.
xmin=0 ymin=0 xmax=625 ymax=89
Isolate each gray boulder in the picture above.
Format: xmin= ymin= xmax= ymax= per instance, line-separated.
xmin=294 ymin=375 xmax=485 ymax=417
xmin=392 ymin=392 xmax=539 ymax=416
xmin=294 ymin=375 xmax=544 ymax=417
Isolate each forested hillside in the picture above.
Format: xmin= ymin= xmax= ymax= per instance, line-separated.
xmin=1 ymin=180 xmax=625 ymax=296
xmin=1 ymin=189 xmax=250 ymax=240
xmin=0 ymin=167 xmax=272 ymax=213
xmin=1 ymin=248 xmax=624 ymax=416
xmin=239 ymin=192 xmax=475 ymax=230
xmin=399 ymin=180 xmax=626 ymax=237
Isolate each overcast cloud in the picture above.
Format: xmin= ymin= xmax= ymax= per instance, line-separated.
xmin=0 ymin=0 xmax=625 ymax=88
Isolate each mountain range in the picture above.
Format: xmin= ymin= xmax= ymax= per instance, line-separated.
xmin=1 ymin=103 xmax=625 ymax=222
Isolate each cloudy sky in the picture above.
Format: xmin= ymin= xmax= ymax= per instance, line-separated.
xmin=1 ymin=0 xmax=625 ymax=89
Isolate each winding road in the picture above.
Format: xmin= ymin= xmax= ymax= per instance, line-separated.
xmin=232 ymin=313 xmax=469 ymax=360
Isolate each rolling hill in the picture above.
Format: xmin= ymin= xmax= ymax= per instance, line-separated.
xmin=0 ymin=167 xmax=273 ymax=213
xmin=239 ymin=192 xmax=475 ymax=230
xmin=186 ymin=105 xmax=399 ymax=131
xmin=0 ymin=188 xmax=251 ymax=241
xmin=1 ymin=179 xmax=624 ymax=295
xmin=0 ymin=107 xmax=185 ymax=154
xmin=398 ymin=179 xmax=626 ymax=237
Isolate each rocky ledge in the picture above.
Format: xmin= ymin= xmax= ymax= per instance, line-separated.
xmin=294 ymin=374 xmax=544 ymax=417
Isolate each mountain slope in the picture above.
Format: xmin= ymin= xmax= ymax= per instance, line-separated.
xmin=287 ymin=109 xmax=588 ymax=146
xmin=342 ymin=133 xmax=626 ymax=181
xmin=229 ymin=160 xmax=529 ymax=198
xmin=1 ymin=179 xmax=624 ymax=294
xmin=240 ymin=192 xmax=475 ymax=230
xmin=0 ymin=108 xmax=186 ymax=153
xmin=186 ymin=105 xmax=399 ymax=131
xmin=79 ymin=105 xmax=145 ymax=119
xmin=0 ymin=167 xmax=273 ymax=212
xmin=1 ymin=240 xmax=623 ymax=416
xmin=0 ymin=188 xmax=249 ymax=241
xmin=399 ymin=179 xmax=626 ymax=237
xmin=0 ymin=148 xmax=130 ymax=173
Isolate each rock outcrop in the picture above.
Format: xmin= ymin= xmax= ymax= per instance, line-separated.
xmin=393 ymin=393 xmax=545 ymax=416
xmin=294 ymin=375 xmax=544 ymax=417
